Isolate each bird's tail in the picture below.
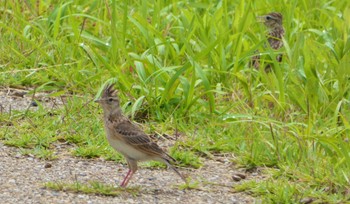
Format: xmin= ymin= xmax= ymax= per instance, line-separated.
xmin=162 ymin=155 xmax=187 ymax=183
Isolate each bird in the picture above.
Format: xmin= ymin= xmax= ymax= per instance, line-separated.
xmin=251 ymin=12 xmax=285 ymax=71
xmin=95 ymin=84 xmax=186 ymax=187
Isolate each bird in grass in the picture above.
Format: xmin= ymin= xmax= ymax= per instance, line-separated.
xmin=251 ymin=12 xmax=285 ymax=71
xmin=95 ymin=84 xmax=186 ymax=187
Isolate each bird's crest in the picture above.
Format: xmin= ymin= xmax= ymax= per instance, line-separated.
xmin=102 ymin=84 xmax=118 ymax=98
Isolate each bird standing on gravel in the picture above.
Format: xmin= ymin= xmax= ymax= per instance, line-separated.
xmin=251 ymin=12 xmax=285 ymax=71
xmin=95 ymin=84 xmax=186 ymax=187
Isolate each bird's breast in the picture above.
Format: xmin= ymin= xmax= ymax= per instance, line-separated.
xmin=106 ymin=133 xmax=150 ymax=161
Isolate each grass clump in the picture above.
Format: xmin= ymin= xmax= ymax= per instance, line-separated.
xmin=44 ymin=180 xmax=140 ymax=197
xmin=20 ymin=147 xmax=57 ymax=160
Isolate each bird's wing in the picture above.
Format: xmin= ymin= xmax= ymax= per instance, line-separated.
xmin=114 ymin=120 xmax=166 ymax=157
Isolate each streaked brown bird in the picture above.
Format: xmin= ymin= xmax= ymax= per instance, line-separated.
xmin=251 ymin=12 xmax=285 ymax=71
xmin=95 ymin=84 xmax=186 ymax=187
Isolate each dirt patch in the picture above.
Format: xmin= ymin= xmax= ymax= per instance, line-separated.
xmin=0 ymin=87 xmax=65 ymax=113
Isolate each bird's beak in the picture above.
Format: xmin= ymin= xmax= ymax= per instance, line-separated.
xmin=94 ymin=99 xmax=102 ymax=103
xmin=256 ymin=15 xmax=266 ymax=23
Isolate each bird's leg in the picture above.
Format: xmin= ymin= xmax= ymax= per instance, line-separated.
xmin=120 ymin=159 xmax=138 ymax=187
xmin=120 ymin=169 xmax=132 ymax=187
xmin=122 ymin=170 xmax=135 ymax=187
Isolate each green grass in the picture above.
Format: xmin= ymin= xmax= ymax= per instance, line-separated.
xmin=1 ymin=0 xmax=350 ymax=202
xmin=44 ymin=180 xmax=140 ymax=196
xmin=20 ymin=147 xmax=57 ymax=160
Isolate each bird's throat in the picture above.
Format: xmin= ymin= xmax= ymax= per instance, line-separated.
xmin=104 ymin=108 xmax=123 ymax=121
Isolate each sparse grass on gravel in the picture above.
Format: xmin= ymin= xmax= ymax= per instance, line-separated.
xmin=44 ymin=181 xmax=140 ymax=197
xmin=1 ymin=0 xmax=350 ymax=203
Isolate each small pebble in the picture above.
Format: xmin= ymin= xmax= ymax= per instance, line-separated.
xmin=232 ymin=173 xmax=246 ymax=181
xmin=30 ymin=101 xmax=38 ymax=107
xmin=9 ymin=179 xmax=16 ymax=184
xmin=235 ymin=173 xmax=246 ymax=179
xmin=44 ymin=163 xmax=52 ymax=168
xmin=232 ymin=175 xmax=242 ymax=181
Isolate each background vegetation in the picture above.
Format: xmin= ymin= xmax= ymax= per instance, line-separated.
xmin=1 ymin=0 xmax=350 ymax=202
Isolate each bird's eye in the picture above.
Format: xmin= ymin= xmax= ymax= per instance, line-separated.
xmin=108 ymin=98 xmax=113 ymax=102
xmin=266 ymin=16 xmax=272 ymax=20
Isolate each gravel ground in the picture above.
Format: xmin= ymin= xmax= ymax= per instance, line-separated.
xmin=0 ymin=87 xmax=65 ymax=113
xmin=0 ymin=143 xmax=256 ymax=204
xmin=0 ymin=88 xmax=257 ymax=204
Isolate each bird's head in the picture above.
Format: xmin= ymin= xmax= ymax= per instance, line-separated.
xmin=95 ymin=84 xmax=121 ymax=113
xmin=258 ymin=12 xmax=283 ymax=30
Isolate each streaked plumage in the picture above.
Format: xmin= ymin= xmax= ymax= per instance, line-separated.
xmin=95 ymin=84 xmax=186 ymax=187
xmin=251 ymin=12 xmax=285 ymax=71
